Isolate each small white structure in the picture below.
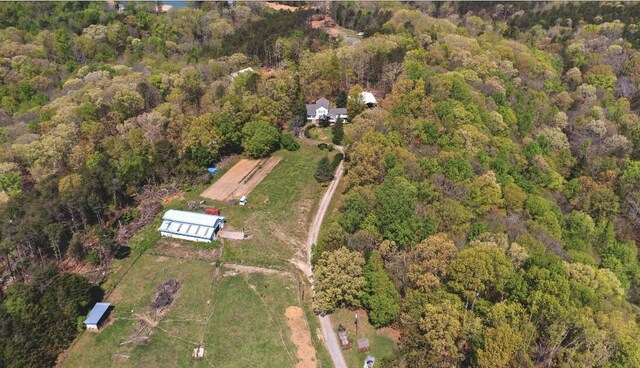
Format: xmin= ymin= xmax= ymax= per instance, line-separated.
xmin=306 ymin=98 xmax=348 ymax=122
xmin=158 ymin=210 xmax=225 ymax=243
xmin=239 ymin=196 xmax=248 ymax=206
xmin=193 ymin=346 xmax=205 ymax=358
xmin=360 ymin=92 xmax=377 ymax=107
xmin=84 ymin=302 xmax=111 ymax=330
xmin=230 ymin=67 xmax=255 ymax=79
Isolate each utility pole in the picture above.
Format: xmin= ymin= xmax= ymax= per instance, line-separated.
xmin=355 ymin=313 xmax=359 ymax=337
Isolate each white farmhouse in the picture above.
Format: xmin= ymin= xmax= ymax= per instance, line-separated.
xmin=306 ymin=98 xmax=347 ymax=122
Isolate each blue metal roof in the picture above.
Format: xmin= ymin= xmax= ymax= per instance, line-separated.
xmin=84 ymin=302 xmax=111 ymax=325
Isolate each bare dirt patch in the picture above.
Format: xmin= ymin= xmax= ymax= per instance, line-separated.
xmin=310 ymin=14 xmax=341 ymax=38
xmin=378 ymin=326 xmax=401 ymax=344
xmin=285 ymin=306 xmax=317 ymax=368
xmin=200 ymin=157 xmax=282 ymax=201
xmin=0 ymin=191 xmax=8 ymax=204
xmin=162 ymin=191 xmax=184 ymax=204
xmin=121 ymin=279 xmax=181 ymax=346
xmin=151 ymin=239 xmax=221 ymax=262
xmin=263 ymin=2 xmax=299 ymax=11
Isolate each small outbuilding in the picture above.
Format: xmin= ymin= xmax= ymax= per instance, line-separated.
xmin=158 ymin=209 xmax=225 ymax=243
xmin=360 ymin=92 xmax=377 ymax=107
xmin=357 ymin=338 xmax=370 ymax=353
xmin=84 ymin=302 xmax=112 ymax=330
xmin=338 ymin=330 xmax=351 ymax=350
xmin=230 ymin=67 xmax=255 ymax=79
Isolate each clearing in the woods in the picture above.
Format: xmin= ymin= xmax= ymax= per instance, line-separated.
xmin=60 ymin=144 xmax=334 ymax=367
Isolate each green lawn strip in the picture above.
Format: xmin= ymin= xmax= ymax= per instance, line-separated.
xmin=330 ymin=308 xmax=397 ymax=367
xmin=199 ymin=273 xmax=299 ymax=368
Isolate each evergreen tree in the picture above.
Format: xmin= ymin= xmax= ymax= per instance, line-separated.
xmin=332 ymin=119 xmax=344 ymax=145
xmin=314 ymin=156 xmax=334 ymax=183
xmin=364 ymin=251 xmax=401 ymax=327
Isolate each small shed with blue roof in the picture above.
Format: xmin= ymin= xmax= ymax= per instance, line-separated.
xmin=84 ymin=302 xmax=112 ymax=330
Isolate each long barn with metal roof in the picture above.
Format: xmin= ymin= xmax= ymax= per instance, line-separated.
xmin=158 ymin=209 xmax=225 ymax=243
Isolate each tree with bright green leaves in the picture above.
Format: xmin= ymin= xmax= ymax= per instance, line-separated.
xmin=314 ymin=156 xmax=334 ymax=183
xmin=183 ymin=113 xmax=223 ymax=166
xmin=213 ymin=112 xmax=242 ymax=155
xmin=338 ymin=191 xmax=368 ymax=233
xmin=363 ymin=251 xmax=401 ymax=327
xmin=313 ymin=247 xmax=365 ymax=313
xmin=241 ymin=121 xmax=281 ymax=158
xmin=503 ymin=182 xmax=526 ymax=210
xmin=402 ymin=291 xmax=472 ymax=368
xmin=464 ymin=171 xmax=503 ymax=215
xmin=476 ymin=302 xmax=535 ymax=368
xmin=447 ymin=245 xmax=514 ymax=305
xmin=375 ymin=176 xmax=420 ymax=248
xmin=347 ymin=85 xmax=366 ymax=120
xmin=111 ymin=89 xmax=144 ymax=119
xmin=0 ymin=171 xmax=21 ymax=196
xmin=563 ymin=211 xmax=595 ymax=251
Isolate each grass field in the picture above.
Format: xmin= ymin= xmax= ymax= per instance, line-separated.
xmin=308 ymin=127 xmax=334 ymax=144
xmin=62 ymin=255 xmax=308 ymax=367
xmin=330 ymin=308 xmax=398 ymax=367
xmin=62 ymin=142 xmax=334 ymax=368
xmin=207 ymin=145 xmax=335 ymax=269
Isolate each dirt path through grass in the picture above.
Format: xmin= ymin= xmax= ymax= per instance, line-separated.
xmin=285 ymin=306 xmax=317 ymax=368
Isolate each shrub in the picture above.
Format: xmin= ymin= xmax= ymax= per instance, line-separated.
xmin=280 ymin=133 xmax=300 ymax=151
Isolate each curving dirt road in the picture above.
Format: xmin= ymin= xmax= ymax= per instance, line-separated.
xmin=297 ymin=130 xmax=348 ymax=368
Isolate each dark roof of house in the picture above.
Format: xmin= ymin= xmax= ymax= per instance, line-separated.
xmin=84 ymin=302 xmax=111 ymax=325
xmin=306 ymin=98 xmax=331 ymax=115
xmin=316 ymin=98 xmax=330 ymax=109
xmin=329 ymin=108 xmax=347 ymax=115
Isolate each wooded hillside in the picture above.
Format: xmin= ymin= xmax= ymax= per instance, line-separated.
xmin=1 ymin=1 xmax=640 ymax=367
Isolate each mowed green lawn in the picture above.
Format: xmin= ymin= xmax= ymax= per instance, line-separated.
xmin=62 ymin=255 xmax=303 ymax=368
xmin=204 ymin=145 xmax=336 ymax=269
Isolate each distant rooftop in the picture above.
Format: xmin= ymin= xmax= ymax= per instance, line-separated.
xmin=360 ymin=92 xmax=377 ymax=105
xmin=231 ymin=67 xmax=255 ymax=79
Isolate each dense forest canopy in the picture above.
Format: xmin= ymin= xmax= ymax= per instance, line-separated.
xmin=1 ymin=1 xmax=640 ymax=367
